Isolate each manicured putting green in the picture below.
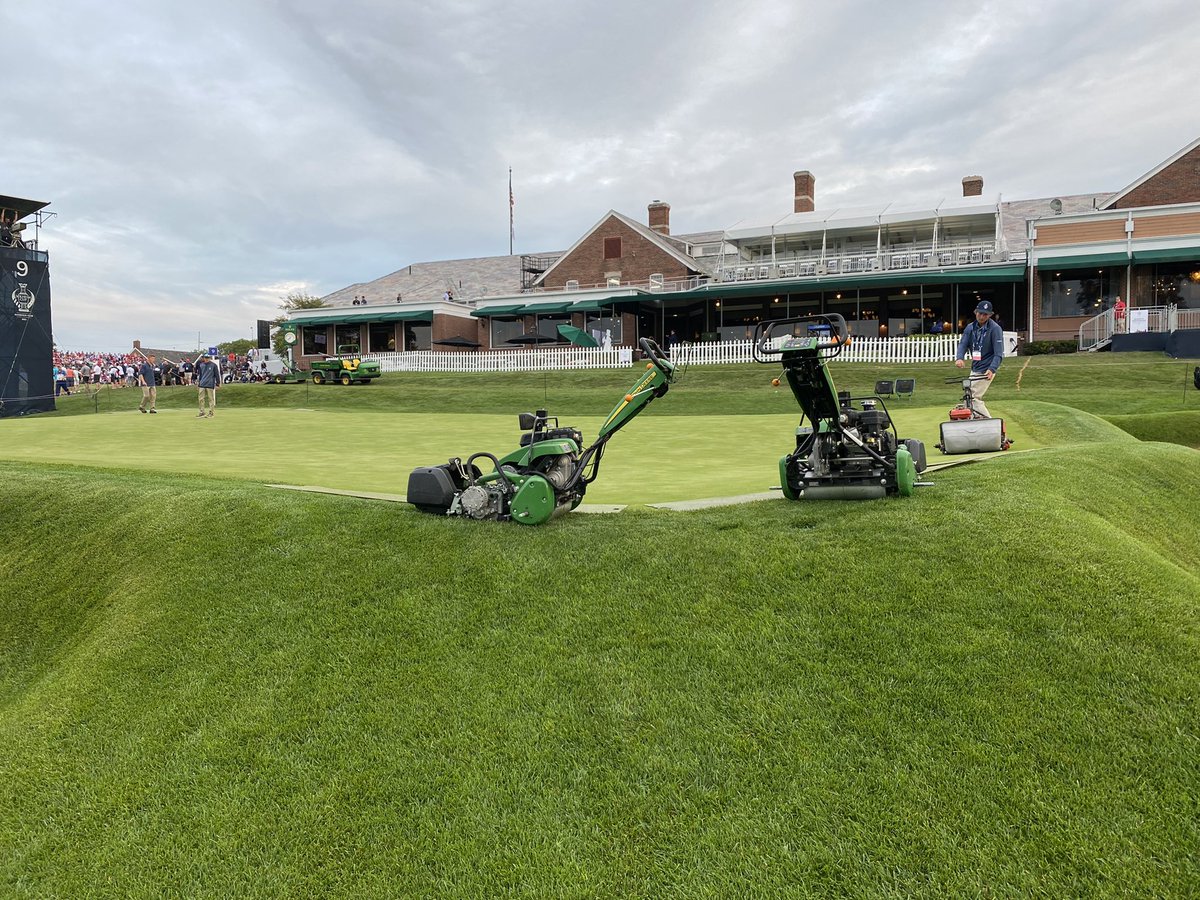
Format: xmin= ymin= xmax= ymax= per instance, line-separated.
xmin=5 ymin=406 xmax=1037 ymax=505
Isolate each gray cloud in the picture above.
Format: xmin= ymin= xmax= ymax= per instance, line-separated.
xmin=2 ymin=0 xmax=1196 ymax=351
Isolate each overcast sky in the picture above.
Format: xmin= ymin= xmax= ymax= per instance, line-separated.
xmin=4 ymin=0 xmax=1198 ymax=352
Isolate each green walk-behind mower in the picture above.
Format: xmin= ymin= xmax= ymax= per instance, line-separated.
xmin=754 ymin=314 xmax=927 ymax=500
xmin=406 ymin=338 xmax=678 ymax=525
xmin=935 ymin=374 xmax=1013 ymax=454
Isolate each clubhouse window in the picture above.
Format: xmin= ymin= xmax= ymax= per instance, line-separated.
xmin=302 ymin=326 xmax=327 ymax=356
xmin=1149 ymin=261 xmax=1200 ymax=308
xmin=490 ymin=317 xmax=525 ymax=346
xmin=404 ymin=323 xmax=431 ymax=351
xmin=335 ymin=324 xmax=361 ymax=354
xmin=1041 ymin=269 xmax=1112 ymax=318
xmin=585 ymin=315 xmax=622 ymax=344
xmin=369 ymin=323 xmax=396 ymax=352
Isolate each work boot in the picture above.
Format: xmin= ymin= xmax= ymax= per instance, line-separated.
xmin=149 ymin=409 xmax=157 ymax=414
xmin=139 ymin=407 xmax=147 ymax=413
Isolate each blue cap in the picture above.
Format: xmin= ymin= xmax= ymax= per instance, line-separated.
xmin=975 ymin=300 xmax=994 ymax=314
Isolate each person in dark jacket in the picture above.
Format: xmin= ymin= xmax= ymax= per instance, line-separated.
xmin=137 ymin=355 xmax=158 ymax=413
xmin=955 ymin=299 xmax=1005 ymax=418
xmin=195 ymin=355 xmax=221 ymax=418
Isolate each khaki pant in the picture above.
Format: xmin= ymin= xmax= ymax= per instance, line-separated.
xmin=139 ymin=386 xmax=157 ymax=410
xmin=198 ymin=387 xmax=217 ymax=413
xmin=969 ymin=374 xmax=994 ymax=418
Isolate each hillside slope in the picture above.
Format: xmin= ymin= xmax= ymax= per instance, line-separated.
xmin=2 ymin=443 xmax=1197 ymax=897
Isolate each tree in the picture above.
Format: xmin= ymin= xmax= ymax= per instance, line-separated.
xmin=274 ymin=290 xmax=324 ymax=357
xmin=218 ymin=338 xmax=256 ymax=358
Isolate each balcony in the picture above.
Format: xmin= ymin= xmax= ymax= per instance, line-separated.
xmin=717 ymin=241 xmax=1016 ymax=283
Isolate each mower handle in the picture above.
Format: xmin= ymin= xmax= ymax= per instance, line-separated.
xmin=753 ymin=314 xmax=849 ymax=358
xmin=943 ymin=374 xmax=990 ymax=384
xmin=639 ymin=337 xmax=673 ymax=378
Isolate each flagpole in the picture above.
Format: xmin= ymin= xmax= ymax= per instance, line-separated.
xmin=509 ymin=167 xmax=514 ymax=256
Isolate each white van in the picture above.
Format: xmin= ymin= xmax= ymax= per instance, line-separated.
xmin=246 ymin=348 xmax=289 ymax=376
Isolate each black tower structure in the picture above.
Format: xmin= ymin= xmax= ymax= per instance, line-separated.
xmin=1 ymin=194 xmax=54 ymax=418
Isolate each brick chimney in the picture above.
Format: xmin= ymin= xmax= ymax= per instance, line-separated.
xmin=962 ymin=175 xmax=984 ymax=197
xmin=648 ymin=200 xmax=670 ymax=235
xmin=794 ymin=170 xmax=815 ymax=213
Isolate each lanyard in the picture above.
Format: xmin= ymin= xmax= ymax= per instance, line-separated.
xmin=972 ymin=323 xmax=988 ymax=353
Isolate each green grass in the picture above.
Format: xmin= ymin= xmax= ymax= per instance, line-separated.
xmin=1106 ymin=411 xmax=1200 ymax=449
xmin=46 ymin=351 xmax=1199 ymax=419
xmin=0 ymin=406 xmax=1041 ymax=504
xmin=3 ymin=355 xmax=1199 ymax=897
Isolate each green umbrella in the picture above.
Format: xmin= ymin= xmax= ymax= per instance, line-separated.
xmin=557 ymin=323 xmax=599 ymax=347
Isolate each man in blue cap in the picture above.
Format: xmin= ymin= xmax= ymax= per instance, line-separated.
xmin=954 ymin=299 xmax=1004 ymax=417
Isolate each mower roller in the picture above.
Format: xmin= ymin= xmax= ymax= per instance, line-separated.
xmin=754 ymin=314 xmax=927 ymax=500
xmin=406 ymin=337 xmax=677 ymax=525
xmin=935 ymin=374 xmax=1013 ymax=454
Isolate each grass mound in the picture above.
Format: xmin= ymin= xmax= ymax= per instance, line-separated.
xmin=1003 ymin=400 xmax=1137 ymax=447
xmin=2 ymin=443 xmax=1197 ymax=897
xmin=1107 ymin=410 xmax=1200 ymax=449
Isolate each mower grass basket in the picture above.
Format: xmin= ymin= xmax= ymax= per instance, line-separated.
xmin=935 ymin=375 xmax=1012 ymax=454
xmin=754 ymin=314 xmax=926 ymax=500
xmin=407 ymin=338 xmax=677 ymax=525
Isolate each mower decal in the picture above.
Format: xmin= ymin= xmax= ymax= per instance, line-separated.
xmin=602 ymin=369 xmax=658 ymax=430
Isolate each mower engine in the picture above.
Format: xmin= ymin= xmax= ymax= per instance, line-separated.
xmin=789 ymin=396 xmax=927 ymax=500
xmin=407 ymin=412 xmax=585 ymax=524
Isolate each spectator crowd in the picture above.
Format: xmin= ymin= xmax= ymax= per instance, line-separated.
xmin=51 ymin=350 xmax=274 ymax=397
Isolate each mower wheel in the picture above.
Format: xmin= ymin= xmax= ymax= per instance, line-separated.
xmin=895 ymin=447 xmax=916 ymax=497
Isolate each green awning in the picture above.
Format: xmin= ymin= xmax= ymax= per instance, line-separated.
xmin=948 ymin=264 xmax=1027 ymax=283
xmin=1035 ymin=252 xmax=1129 ymax=270
xmin=471 ymin=303 xmax=526 ymax=318
xmin=517 ymin=302 xmax=572 ymax=314
xmin=1132 ymin=246 xmax=1200 ymax=264
xmin=291 ymin=309 xmax=432 ymax=325
xmin=570 ymin=300 xmax=606 ymax=312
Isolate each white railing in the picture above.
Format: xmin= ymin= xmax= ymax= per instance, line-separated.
xmin=1078 ymin=308 xmax=1116 ymax=351
xmin=718 ymin=242 xmax=1013 ymax=282
xmin=1078 ymin=304 xmax=1198 ymax=350
xmin=1175 ymin=307 xmax=1200 ymax=330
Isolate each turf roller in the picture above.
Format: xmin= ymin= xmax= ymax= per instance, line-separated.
xmin=936 ymin=375 xmax=1013 ymax=454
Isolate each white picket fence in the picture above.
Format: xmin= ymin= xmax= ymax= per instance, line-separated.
xmin=677 ymin=335 xmax=959 ymax=365
xmin=357 ymin=335 xmax=960 ymax=374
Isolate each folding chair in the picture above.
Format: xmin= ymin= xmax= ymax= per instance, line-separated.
xmin=895 ymin=377 xmax=915 ymax=399
xmin=874 ymin=380 xmax=894 ymax=397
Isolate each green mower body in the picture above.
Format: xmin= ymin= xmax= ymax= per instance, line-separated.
xmin=406 ymin=338 xmax=677 ymax=525
xmin=755 ymin=315 xmax=927 ymax=500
